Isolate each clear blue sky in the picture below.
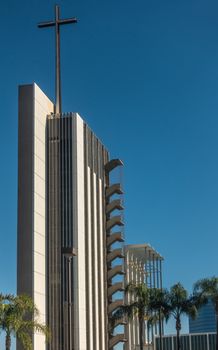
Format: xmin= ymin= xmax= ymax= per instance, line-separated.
xmin=1 ymin=0 xmax=218 ymax=347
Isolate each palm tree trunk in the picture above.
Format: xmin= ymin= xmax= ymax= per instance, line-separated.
xmin=158 ymin=310 xmax=163 ymax=350
xmin=139 ymin=317 xmax=144 ymax=350
xmin=5 ymin=333 xmax=11 ymax=350
xmin=176 ymin=328 xmax=180 ymax=350
xmin=147 ymin=322 xmax=150 ymax=344
xmin=176 ymin=318 xmax=181 ymax=350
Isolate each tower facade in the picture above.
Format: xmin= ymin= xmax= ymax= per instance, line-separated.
xmin=17 ymin=83 xmax=126 ymax=350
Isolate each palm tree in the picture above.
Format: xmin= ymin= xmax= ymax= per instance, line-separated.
xmin=160 ymin=283 xmax=201 ymax=350
xmin=111 ymin=282 xmax=157 ymax=350
xmin=0 ymin=294 xmax=49 ymax=350
xmin=194 ymin=277 xmax=218 ymax=350
xmin=148 ymin=287 xmax=169 ymax=350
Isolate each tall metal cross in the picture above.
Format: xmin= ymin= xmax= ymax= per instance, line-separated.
xmin=38 ymin=5 xmax=77 ymax=115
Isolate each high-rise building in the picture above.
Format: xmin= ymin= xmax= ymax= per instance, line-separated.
xmin=124 ymin=244 xmax=163 ymax=349
xmin=17 ymin=83 xmax=126 ymax=350
xmin=189 ymin=299 xmax=216 ymax=334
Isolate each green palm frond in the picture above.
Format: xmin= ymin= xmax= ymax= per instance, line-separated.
xmin=194 ymin=277 xmax=218 ymax=305
xmin=146 ymin=312 xmax=164 ymax=327
xmin=126 ymin=282 xmax=149 ymax=300
xmin=194 ymin=277 xmax=218 ymax=292
xmin=110 ymin=303 xmax=136 ymax=327
xmin=17 ymin=331 xmax=32 ymax=350
xmin=19 ymin=320 xmax=50 ymax=340
xmin=111 ymin=283 xmax=152 ymax=327
xmin=0 ymin=293 xmax=50 ymax=350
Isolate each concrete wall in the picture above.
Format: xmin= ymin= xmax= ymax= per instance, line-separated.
xmin=17 ymin=83 xmax=53 ymax=350
xmin=74 ymin=115 xmax=108 ymax=350
xmin=18 ymin=85 xmax=109 ymax=350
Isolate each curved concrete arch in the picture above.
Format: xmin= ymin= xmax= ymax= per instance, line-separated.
xmin=109 ymin=334 xmax=127 ymax=349
xmin=107 ymin=232 xmax=124 ymax=247
xmin=106 ymin=199 xmax=124 ymax=215
xmin=106 ymin=183 xmax=123 ymax=198
xmin=105 ymin=159 xmax=124 ymax=173
xmin=107 ymin=248 xmax=124 ymax=263
xmin=108 ymin=282 xmax=124 ymax=297
xmin=107 ymin=265 xmax=125 ymax=280
xmin=106 ymin=215 xmax=124 ymax=231
xmin=109 ymin=317 xmax=127 ymax=330
xmin=108 ymin=299 xmax=124 ymax=314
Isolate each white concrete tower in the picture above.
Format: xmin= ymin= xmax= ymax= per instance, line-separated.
xmin=17 ymin=83 xmax=126 ymax=350
xmin=17 ymin=84 xmax=54 ymax=350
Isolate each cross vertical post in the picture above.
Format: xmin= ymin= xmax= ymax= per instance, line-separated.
xmin=38 ymin=5 xmax=77 ymax=115
xmin=55 ymin=5 xmax=61 ymax=114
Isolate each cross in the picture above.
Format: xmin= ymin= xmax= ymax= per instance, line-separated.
xmin=38 ymin=5 xmax=77 ymax=115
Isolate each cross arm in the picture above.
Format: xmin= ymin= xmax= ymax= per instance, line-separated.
xmin=38 ymin=17 xmax=77 ymax=29
xmin=58 ymin=17 xmax=78 ymax=25
xmin=38 ymin=21 xmax=55 ymax=28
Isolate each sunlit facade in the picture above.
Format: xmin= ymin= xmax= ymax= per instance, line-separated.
xmin=17 ymin=83 xmax=126 ymax=350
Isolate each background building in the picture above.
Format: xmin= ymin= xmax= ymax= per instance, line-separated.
xmin=189 ymin=299 xmax=216 ymax=334
xmin=124 ymin=244 xmax=164 ymax=350
xmin=154 ymin=333 xmax=216 ymax=350
xmin=17 ymin=83 xmax=126 ymax=350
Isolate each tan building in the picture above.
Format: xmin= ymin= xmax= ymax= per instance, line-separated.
xmin=124 ymin=244 xmax=164 ymax=350
xmin=17 ymin=83 xmax=126 ymax=350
